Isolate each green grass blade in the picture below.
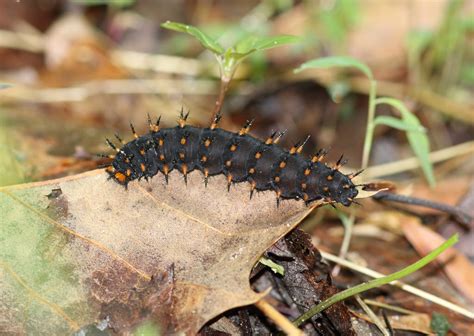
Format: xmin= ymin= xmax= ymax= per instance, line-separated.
xmin=373 ymin=115 xmax=426 ymax=133
xmin=294 ymin=56 xmax=373 ymax=80
xmin=161 ymin=21 xmax=225 ymax=54
xmin=293 ymin=234 xmax=458 ymax=327
xmin=375 ymin=97 xmax=435 ymax=187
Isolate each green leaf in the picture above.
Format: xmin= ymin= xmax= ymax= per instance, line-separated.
xmin=430 ymin=312 xmax=451 ymax=336
xmin=234 ymin=35 xmax=300 ymax=55
xmin=373 ymin=115 xmax=426 ymax=133
xmin=294 ymin=56 xmax=373 ymax=80
xmin=160 ymin=21 xmax=225 ymax=55
xmin=375 ymin=97 xmax=435 ymax=187
xmin=259 ymin=257 xmax=285 ymax=276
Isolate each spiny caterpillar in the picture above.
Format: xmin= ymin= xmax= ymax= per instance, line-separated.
xmin=104 ymin=110 xmax=360 ymax=207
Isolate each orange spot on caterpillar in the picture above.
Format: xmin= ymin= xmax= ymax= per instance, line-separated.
xmin=179 ymin=152 xmax=185 ymax=160
xmin=230 ymin=144 xmax=237 ymax=152
xmin=274 ymin=176 xmax=280 ymax=183
xmin=114 ymin=172 xmax=126 ymax=183
xmin=327 ymin=175 xmax=333 ymax=181
xmin=304 ymin=168 xmax=311 ymax=176
xmin=159 ymin=139 xmax=164 ymax=147
xmin=255 ymin=152 xmax=262 ymax=159
xmin=180 ymin=137 xmax=186 ymax=145
xmin=125 ymin=169 xmax=131 ymax=177
xmin=279 ymin=161 xmax=286 ymax=169
xmin=301 ymin=183 xmax=307 ymax=190
xmin=140 ymin=149 xmax=145 ymax=155
xmin=140 ymin=163 xmax=146 ymax=172
xmin=225 ymin=160 xmax=232 ymax=167
xmin=249 ymin=167 xmax=255 ymax=174
xmin=204 ymin=139 xmax=211 ymax=147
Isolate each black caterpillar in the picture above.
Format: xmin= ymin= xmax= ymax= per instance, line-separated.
xmin=104 ymin=111 xmax=359 ymax=207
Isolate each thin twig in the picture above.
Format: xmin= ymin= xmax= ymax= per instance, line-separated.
xmin=372 ymin=191 xmax=473 ymax=226
xmin=363 ymin=299 xmax=419 ymax=315
xmin=355 ymin=295 xmax=390 ymax=336
xmin=255 ymin=299 xmax=304 ymax=336
xmin=0 ymin=79 xmax=218 ymax=103
xmin=364 ymin=140 xmax=474 ymax=179
xmin=319 ymin=250 xmax=474 ymax=320
xmin=0 ymin=29 xmax=44 ymax=52
xmin=382 ymin=310 xmax=394 ymax=336
xmin=111 ymin=50 xmax=215 ymax=76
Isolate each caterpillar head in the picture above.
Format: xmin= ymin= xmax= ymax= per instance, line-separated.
xmin=328 ymin=170 xmax=359 ymax=206
xmin=305 ymin=163 xmax=359 ymax=207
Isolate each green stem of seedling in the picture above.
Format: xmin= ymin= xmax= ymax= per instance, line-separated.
xmin=293 ymin=234 xmax=458 ymax=327
xmin=361 ymin=80 xmax=377 ymax=169
xmin=332 ymin=210 xmax=355 ymax=276
xmin=212 ymin=55 xmax=238 ymax=121
xmin=338 ymin=212 xmax=354 ymax=260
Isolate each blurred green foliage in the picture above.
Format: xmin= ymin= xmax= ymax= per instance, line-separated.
xmin=430 ymin=312 xmax=451 ymax=336
xmin=161 ymin=21 xmax=299 ymax=83
xmin=408 ymin=0 xmax=473 ymax=94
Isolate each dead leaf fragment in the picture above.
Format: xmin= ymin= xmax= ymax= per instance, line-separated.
xmin=0 ymin=169 xmax=317 ymax=334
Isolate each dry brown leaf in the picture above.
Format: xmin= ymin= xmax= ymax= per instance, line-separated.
xmin=401 ymin=219 xmax=474 ymax=303
xmin=0 ymin=169 xmax=320 ymax=334
xmin=353 ymin=311 xmax=433 ymax=335
xmin=386 ymin=313 xmax=433 ymax=335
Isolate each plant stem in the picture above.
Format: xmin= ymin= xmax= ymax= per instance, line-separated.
xmin=211 ymin=77 xmax=230 ymax=122
xmin=292 ymin=234 xmax=458 ymax=327
xmin=361 ymin=80 xmax=377 ymax=169
xmin=211 ymin=57 xmax=236 ymax=123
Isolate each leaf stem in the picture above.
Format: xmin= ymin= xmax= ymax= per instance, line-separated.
xmin=293 ymin=234 xmax=458 ymax=327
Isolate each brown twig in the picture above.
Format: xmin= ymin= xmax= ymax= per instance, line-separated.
xmin=254 ymin=299 xmax=304 ymax=336
xmin=372 ymin=191 xmax=473 ymax=227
